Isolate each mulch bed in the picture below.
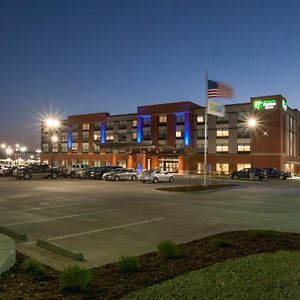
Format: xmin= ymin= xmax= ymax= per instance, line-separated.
xmin=1 ymin=230 xmax=300 ymax=299
xmin=156 ymin=184 xmax=237 ymax=192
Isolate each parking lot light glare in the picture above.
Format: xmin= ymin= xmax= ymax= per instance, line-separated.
xmin=51 ymin=135 xmax=59 ymax=143
xmin=46 ymin=118 xmax=60 ymax=129
xmin=1 ymin=143 xmax=6 ymax=149
xmin=248 ymin=118 xmax=257 ymax=127
xmin=20 ymin=146 xmax=27 ymax=152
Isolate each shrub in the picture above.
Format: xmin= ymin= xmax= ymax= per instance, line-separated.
xmin=59 ymin=265 xmax=92 ymax=291
xmin=22 ymin=258 xmax=44 ymax=276
xmin=117 ymin=256 xmax=140 ymax=273
xmin=157 ymin=240 xmax=177 ymax=259
xmin=211 ymin=239 xmax=237 ymax=249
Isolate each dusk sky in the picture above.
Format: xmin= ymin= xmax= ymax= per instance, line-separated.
xmin=1 ymin=0 xmax=300 ymax=149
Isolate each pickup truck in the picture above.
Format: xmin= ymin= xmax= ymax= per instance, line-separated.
xmin=15 ymin=164 xmax=60 ymax=180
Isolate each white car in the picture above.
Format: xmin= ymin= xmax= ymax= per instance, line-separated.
xmin=138 ymin=170 xmax=174 ymax=183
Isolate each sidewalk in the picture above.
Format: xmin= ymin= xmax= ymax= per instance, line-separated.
xmin=0 ymin=234 xmax=16 ymax=275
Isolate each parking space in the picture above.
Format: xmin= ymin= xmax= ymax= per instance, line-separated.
xmin=1 ymin=176 xmax=300 ymax=270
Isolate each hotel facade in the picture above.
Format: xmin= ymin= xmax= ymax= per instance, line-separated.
xmin=40 ymin=94 xmax=300 ymax=175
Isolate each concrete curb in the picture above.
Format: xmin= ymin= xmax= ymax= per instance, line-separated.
xmin=37 ymin=240 xmax=85 ymax=261
xmin=0 ymin=227 xmax=27 ymax=241
xmin=0 ymin=234 xmax=16 ymax=275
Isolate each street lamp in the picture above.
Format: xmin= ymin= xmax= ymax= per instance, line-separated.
xmin=36 ymin=149 xmax=42 ymax=163
xmin=248 ymin=118 xmax=257 ymax=167
xmin=1 ymin=143 xmax=6 ymax=149
xmin=6 ymin=147 xmax=13 ymax=158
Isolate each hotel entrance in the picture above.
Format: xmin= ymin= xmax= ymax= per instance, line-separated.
xmin=159 ymin=158 xmax=178 ymax=173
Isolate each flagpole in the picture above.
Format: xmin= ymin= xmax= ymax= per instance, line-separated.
xmin=204 ymin=71 xmax=208 ymax=186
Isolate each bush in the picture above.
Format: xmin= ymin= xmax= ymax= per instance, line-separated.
xmin=22 ymin=258 xmax=44 ymax=276
xmin=117 ymin=256 xmax=140 ymax=273
xmin=210 ymin=239 xmax=238 ymax=249
xmin=59 ymin=265 xmax=92 ymax=291
xmin=157 ymin=240 xmax=177 ymax=259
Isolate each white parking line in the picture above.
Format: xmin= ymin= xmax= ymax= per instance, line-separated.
xmin=0 ymin=203 xmax=81 ymax=214
xmin=46 ymin=218 xmax=164 ymax=241
xmin=2 ymin=209 xmax=115 ymax=227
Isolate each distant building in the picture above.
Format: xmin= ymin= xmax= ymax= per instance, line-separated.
xmin=40 ymin=95 xmax=300 ymax=174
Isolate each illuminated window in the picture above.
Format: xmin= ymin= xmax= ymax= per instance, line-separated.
xmin=82 ymin=142 xmax=89 ymax=153
xmin=72 ymin=143 xmax=78 ymax=151
xmin=132 ymin=120 xmax=137 ymax=127
xmin=42 ymin=144 xmax=49 ymax=153
xmin=61 ymin=143 xmax=67 ymax=153
xmin=118 ymin=160 xmax=127 ymax=168
xmin=94 ymin=131 xmax=100 ymax=141
xmin=61 ymin=133 xmax=68 ymax=142
xmin=216 ymin=129 xmax=229 ymax=137
xmin=216 ymin=163 xmax=229 ymax=174
xmin=132 ymin=132 xmax=137 ymax=140
xmin=238 ymin=144 xmax=250 ymax=152
xmin=72 ymin=132 xmax=78 ymax=141
xmin=106 ymin=133 xmax=114 ymax=141
xmin=93 ymin=160 xmax=100 ymax=167
xmin=176 ymin=131 xmax=182 ymax=138
xmin=82 ymin=123 xmax=90 ymax=130
xmin=237 ymin=163 xmax=251 ymax=170
xmin=216 ymin=144 xmax=228 ymax=152
xmin=82 ymin=160 xmax=89 ymax=167
xmin=93 ymin=143 xmax=100 ymax=153
xmin=159 ymin=115 xmax=167 ymax=123
xmin=197 ymin=115 xmax=204 ymax=123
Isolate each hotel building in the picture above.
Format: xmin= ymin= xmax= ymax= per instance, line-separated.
xmin=40 ymin=94 xmax=300 ymax=174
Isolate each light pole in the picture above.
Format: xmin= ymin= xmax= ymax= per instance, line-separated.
xmin=36 ymin=149 xmax=42 ymax=163
xmin=20 ymin=146 xmax=27 ymax=160
xmin=248 ymin=118 xmax=257 ymax=167
xmin=45 ymin=118 xmax=60 ymax=167
xmin=6 ymin=147 xmax=13 ymax=159
xmin=51 ymin=135 xmax=59 ymax=167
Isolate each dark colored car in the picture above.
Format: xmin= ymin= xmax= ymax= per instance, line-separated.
xmin=263 ymin=168 xmax=289 ymax=180
xmin=231 ymin=168 xmax=265 ymax=181
xmin=91 ymin=166 xmax=122 ymax=180
xmin=14 ymin=164 xmax=60 ymax=180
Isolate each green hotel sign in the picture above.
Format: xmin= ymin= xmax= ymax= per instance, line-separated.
xmin=253 ymin=99 xmax=277 ymax=110
xmin=282 ymin=99 xmax=287 ymax=111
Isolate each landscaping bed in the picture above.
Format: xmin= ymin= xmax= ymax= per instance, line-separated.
xmin=2 ymin=230 xmax=300 ymax=299
xmin=156 ymin=184 xmax=237 ymax=192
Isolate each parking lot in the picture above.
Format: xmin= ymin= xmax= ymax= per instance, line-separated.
xmin=1 ymin=175 xmax=300 ymax=270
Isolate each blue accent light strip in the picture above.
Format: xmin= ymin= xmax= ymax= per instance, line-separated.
xmin=67 ymin=127 xmax=72 ymax=149
xmin=137 ymin=116 xmax=142 ymax=143
xmin=101 ymin=124 xmax=105 ymax=144
xmin=184 ymin=112 xmax=190 ymax=146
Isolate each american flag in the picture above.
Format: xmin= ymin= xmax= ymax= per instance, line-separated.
xmin=208 ymin=80 xmax=233 ymax=99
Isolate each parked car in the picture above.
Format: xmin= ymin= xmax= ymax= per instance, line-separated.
xmin=138 ymin=169 xmax=175 ymax=183
xmin=14 ymin=164 xmax=59 ymax=180
xmin=263 ymin=168 xmax=289 ymax=180
xmin=91 ymin=166 xmax=122 ymax=180
xmin=103 ymin=168 xmax=138 ymax=181
xmin=76 ymin=167 xmax=100 ymax=179
xmin=231 ymin=168 xmax=265 ymax=181
xmin=62 ymin=164 xmax=89 ymax=178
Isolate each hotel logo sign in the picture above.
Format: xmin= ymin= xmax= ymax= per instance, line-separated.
xmin=253 ymin=99 xmax=277 ymax=110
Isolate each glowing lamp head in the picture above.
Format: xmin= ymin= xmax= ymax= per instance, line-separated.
xmin=6 ymin=148 xmax=13 ymax=155
xmin=248 ymin=118 xmax=257 ymax=128
xmin=36 ymin=149 xmax=42 ymax=154
xmin=46 ymin=118 xmax=60 ymax=129
xmin=1 ymin=143 xmax=6 ymax=149
xmin=51 ymin=135 xmax=59 ymax=143
xmin=20 ymin=146 xmax=27 ymax=152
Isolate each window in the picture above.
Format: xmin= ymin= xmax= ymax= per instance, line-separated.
xmin=93 ymin=143 xmax=100 ymax=153
xmin=175 ymin=126 xmax=184 ymax=139
xmin=106 ymin=121 xmax=114 ymax=130
xmin=118 ymin=120 xmax=127 ymax=129
xmin=237 ymin=127 xmax=250 ymax=138
xmin=42 ymin=144 xmax=49 ymax=153
xmin=72 ymin=160 xmax=77 ymax=166
xmin=94 ymin=131 xmax=100 ymax=141
xmin=118 ymin=160 xmax=127 ymax=168
xmin=106 ymin=133 xmax=114 ymax=141
xmin=132 ymin=132 xmax=137 ymax=140
xmin=197 ymin=115 xmax=204 ymax=123
xmin=238 ymin=112 xmax=250 ymax=123
xmin=72 ymin=124 xmax=79 ymax=131
xmin=197 ymin=129 xmax=205 ymax=138
xmin=238 ymin=144 xmax=250 ymax=152
xmin=176 ymin=131 xmax=182 ymax=138
xmin=158 ymin=126 xmax=167 ymax=139
xmin=61 ymin=143 xmax=67 ymax=153
xmin=61 ymin=160 xmax=67 ymax=166
xmin=237 ymin=163 xmax=251 ymax=171
xmin=175 ymin=140 xmax=184 ymax=150
xmin=118 ymin=132 xmax=127 ymax=142
xmin=216 ymin=163 xmax=229 ymax=174
xmin=82 ymin=160 xmax=89 ymax=167
xmin=175 ymin=113 xmax=185 ymax=124
xmin=142 ymin=127 xmax=151 ymax=140
xmin=132 ymin=120 xmax=137 ymax=127
xmin=61 ymin=132 xmax=68 ymax=142
xmin=142 ymin=116 xmax=151 ymax=126
xmin=159 ymin=115 xmax=167 ymax=123
xmin=216 ymin=129 xmax=229 ymax=137
xmin=93 ymin=160 xmax=100 ymax=167
xmin=94 ymin=122 xmax=101 ymax=130
xmin=82 ymin=123 xmax=90 ymax=130
xmin=216 ymin=144 xmax=228 ymax=152
xmin=196 ymin=141 xmax=205 ymax=153
xmin=72 ymin=143 xmax=78 ymax=152
xmin=72 ymin=132 xmax=78 ymax=141
xmin=216 ymin=113 xmax=229 ymax=123
xmin=82 ymin=142 xmax=89 ymax=153
xmin=82 ymin=132 xmax=89 ymax=141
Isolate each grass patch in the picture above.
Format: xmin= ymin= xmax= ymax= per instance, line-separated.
xmin=59 ymin=265 xmax=92 ymax=291
xmin=210 ymin=238 xmax=238 ymax=249
xmin=124 ymin=250 xmax=300 ymax=299
xmin=117 ymin=256 xmax=140 ymax=273
xmin=22 ymin=258 xmax=44 ymax=278
xmin=157 ymin=240 xmax=177 ymax=259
